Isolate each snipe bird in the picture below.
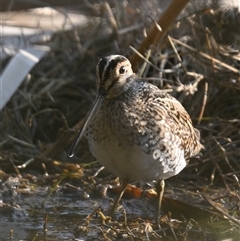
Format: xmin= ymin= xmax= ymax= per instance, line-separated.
xmin=69 ymin=55 xmax=203 ymax=223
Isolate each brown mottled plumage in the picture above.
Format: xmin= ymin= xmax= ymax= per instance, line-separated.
xmin=69 ymin=55 xmax=203 ymax=223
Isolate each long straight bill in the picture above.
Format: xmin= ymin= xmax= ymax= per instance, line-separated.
xmin=68 ymin=92 xmax=106 ymax=157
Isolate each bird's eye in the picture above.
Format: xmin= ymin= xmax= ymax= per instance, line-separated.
xmin=119 ymin=66 xmax=126 ymax=74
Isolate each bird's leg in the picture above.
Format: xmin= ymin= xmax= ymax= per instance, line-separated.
xmin=108 ymin=179 xmax=128 ymax=217
xmin=156 ymin=179 xmax=165 ymax=224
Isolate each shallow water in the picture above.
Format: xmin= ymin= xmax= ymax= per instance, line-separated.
xmin=1 ymin=174 xmax=239 ymax=241
xmin=1 ymin=181 xmax=151 ymax=241
xmin=1 ymin=184 xmax=104 ymax=240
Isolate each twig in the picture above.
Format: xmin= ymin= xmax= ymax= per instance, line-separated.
xmin=205 ymin=27 xmax=217 ymax=75
xmin=130 ymin=0 xmax=191 ymax=71
xmin=202 ymin=189 xmax=240 ymax=226
xmin=7 ymin=135 xmax=35 ymax=148
xmin=198 ymin=81 xmax=208 ymax=124
xmin=129 ymin=46 xmax=162 ymax=72
xmin=118 ymin=23 xmax=143 ymax=35
xmin=208 ymin=137 xmax=230 ymax=191
xmin=171 ymin=38 xmax=239 ymax=74
xmin=9 ymin=158 xmax=22 ymax=178
xmin=138 ymin=49 xmax=152 ymax=77
xmin=102 ymin=0 xmax=118 ymax=36
xmin=17 ymin=158 xmax=35 ymax=169
xmin=213 ymin=137 xmax=235 ymax=172
xmin=167 ymin=212 xmax=178 ymax=241
xmin=168 ymin=35 xmax=187 ymax=73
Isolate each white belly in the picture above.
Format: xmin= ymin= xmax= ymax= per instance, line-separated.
xmin=89 ymin=138 xmax=186 ymax=182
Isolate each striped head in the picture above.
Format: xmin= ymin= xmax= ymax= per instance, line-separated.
xmin=96 ymin=55 xmax=134 ymax=98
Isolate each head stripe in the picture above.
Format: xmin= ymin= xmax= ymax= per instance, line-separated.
xmin=98 ymin=55 xmax=127 ymax=83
